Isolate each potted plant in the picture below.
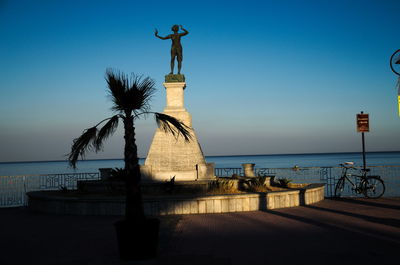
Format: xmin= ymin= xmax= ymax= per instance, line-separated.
xmin=68 ymin=69 xmax=191 ymax=260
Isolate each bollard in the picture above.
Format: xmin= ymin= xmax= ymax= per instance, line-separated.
xmin=242 ymin=163 xmax=255 ymax=177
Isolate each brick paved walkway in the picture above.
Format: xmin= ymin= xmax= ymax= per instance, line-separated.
xmin=159 ymin=197 xmax=400 ymax=265
xmin=1 ymin=198 xmax=399 ymax=265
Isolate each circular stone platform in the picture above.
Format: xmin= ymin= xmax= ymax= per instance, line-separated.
xmin=27 ymin=184 xmax=325 ymax=215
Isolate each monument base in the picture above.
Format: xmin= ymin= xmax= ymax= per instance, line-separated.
xmin=143 ymin=80 xmax=214 ymax=182
xmin=165 ymin=74 xmax=185 ymax=83
xmin=141 ymin=163 xmax=215 ymax=182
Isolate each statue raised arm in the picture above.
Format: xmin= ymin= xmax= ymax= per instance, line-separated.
xmin=154 ymin=25 xmax=189 ymax=75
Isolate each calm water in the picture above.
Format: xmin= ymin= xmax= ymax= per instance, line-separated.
xmin=1 ymin=152 xmax=399 ymax=176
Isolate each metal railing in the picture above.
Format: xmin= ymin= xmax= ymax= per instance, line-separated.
xmin=214 ymin=168 xmax=243 ymax=177
xmin=0 ymin=173 xmax=100 ymax=207
xmin=1 ymin=165 xmax=399 ymax=207
xmin=215 ymin=165 xmax=400 ymax=197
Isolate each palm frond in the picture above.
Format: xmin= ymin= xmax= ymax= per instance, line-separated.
xmin=68 ymin=127 xmax=98 ymax=168
xmin=105 ymin=69 xmax=128 ymax=112
xmin=155 ymin=113 xmax=192 ymax=142
xmin=94 ymin=115 xmax=120 ymax=150
xmin=130 ymin=75 xmax=156 ymax=115
xmin=105 ymin=69 xmax=156 ymax=115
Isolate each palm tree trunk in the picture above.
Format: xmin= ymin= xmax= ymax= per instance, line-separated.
xmin=123 ymin=114 xmax=145 ymax=221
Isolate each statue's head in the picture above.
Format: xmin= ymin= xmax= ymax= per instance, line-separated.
xmin=171 ymin=25 xmax=179 ymax=32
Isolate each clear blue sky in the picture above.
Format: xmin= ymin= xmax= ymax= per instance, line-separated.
xmin=1 ymin=0 xmax=399 ymax=162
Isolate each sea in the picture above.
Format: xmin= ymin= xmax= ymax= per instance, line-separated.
xmin=1 ymin=151 xmax=400 ymax=176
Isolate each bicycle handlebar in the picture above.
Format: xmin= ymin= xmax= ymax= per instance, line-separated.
xmin=339 ymin=164 xmax=356 ymax=169
xmin=339 ymin=163 xmax=371 ymax=173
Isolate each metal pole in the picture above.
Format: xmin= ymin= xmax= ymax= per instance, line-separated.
xmin=360 ymin=111 xmax=367 ymax=171
xmin=362 ymin=131 xmax=366 ymax=171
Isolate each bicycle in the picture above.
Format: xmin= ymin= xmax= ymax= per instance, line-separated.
xmin=334 ymin=162 xmax=385 ymax=198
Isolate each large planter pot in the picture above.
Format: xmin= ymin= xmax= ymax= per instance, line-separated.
xmin=114 ymin=218 xmax=160 ymax=260
xmin=242 ymin=163 xmax=255 ymax=177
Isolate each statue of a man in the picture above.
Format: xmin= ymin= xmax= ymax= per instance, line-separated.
xmin=155 ymin=25 xmax=189 ymax=75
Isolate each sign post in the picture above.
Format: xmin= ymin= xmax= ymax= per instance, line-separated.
xmin=356 ymin=112 xmax=369 ymax=171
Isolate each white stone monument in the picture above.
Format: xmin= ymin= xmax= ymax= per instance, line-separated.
xmin=141 ymin=77 xmax=215 ymax=181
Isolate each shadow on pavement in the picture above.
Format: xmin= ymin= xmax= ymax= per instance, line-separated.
xmin=266 ymin=208 xmax=400 ymax=244
xmin=304 ymin=204 xmax=400 ymax=228
xmin=328 ymin=197 xmax=400 ymax=210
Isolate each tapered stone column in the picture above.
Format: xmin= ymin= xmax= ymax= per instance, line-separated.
xmin=141 ymin=77 xmax=214 ymax=181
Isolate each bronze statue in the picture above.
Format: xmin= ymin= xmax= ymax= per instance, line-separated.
xmin=155 ymin=25 xmax=189 ymax=75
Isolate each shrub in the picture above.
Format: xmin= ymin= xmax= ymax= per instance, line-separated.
xmin=276 ymin=178 xmax=292 ymax=188
xmin=208 ymin=178 xmax=240 ymax=194
xmin=243 ymin=176 xmax=270 ymax=192
xmin=109 ymin=168 xmax=127 ymax=181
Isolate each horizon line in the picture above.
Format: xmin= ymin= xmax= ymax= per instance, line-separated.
xmin=1 ymin=150 xmax=399 ymax=164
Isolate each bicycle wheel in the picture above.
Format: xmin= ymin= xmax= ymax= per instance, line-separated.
xmin=334 ymin=178 xmax=345 ymax=197
xmin=363 ymin=176 xmax=385 ymax=199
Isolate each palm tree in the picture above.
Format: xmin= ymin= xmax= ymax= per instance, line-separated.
xmin=68 ymin=69 xmax=191 ymax=221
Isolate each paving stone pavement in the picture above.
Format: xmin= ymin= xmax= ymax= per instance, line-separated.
xmin=1 ymin=198 xmax=399 ymax=265
xmin=157 ymin=197 xmax=400 ymax=265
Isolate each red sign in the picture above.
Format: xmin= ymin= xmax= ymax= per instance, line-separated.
xmin=357 ymin=114 xmax=369 ymax=132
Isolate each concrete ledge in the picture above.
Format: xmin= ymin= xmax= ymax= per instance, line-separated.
xmin=27 ymin=184 xmax=325 ymax=215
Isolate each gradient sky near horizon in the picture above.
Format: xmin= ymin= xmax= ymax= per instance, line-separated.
xmin=1 ymin=0 xmax=400 ymax=162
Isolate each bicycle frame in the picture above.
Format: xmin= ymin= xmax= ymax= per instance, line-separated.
xmin=335 ymin=163 xmax=385 ymax=198
xmin=337 ymin=164 xmax=365 ymax=194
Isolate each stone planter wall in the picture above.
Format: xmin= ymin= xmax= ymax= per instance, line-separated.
xmin=304 ymin=185 xmax=325 ymax=205
xmin=27 ymin=184 xmax=325 ymax=216
xmin=266 ymin=190 xmax=300 ymax=209
xmin=143 ymin=193 xmax=265 ymax=216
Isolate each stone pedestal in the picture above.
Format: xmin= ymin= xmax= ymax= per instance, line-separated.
xmin=142 ymin=78 xmax=214 ymax=181
xmin=242 ymin=163 xmax=255 ymax=177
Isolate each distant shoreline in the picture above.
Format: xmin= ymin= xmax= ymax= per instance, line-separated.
xmin=1 ymin=150 xmax=399 ymax=164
